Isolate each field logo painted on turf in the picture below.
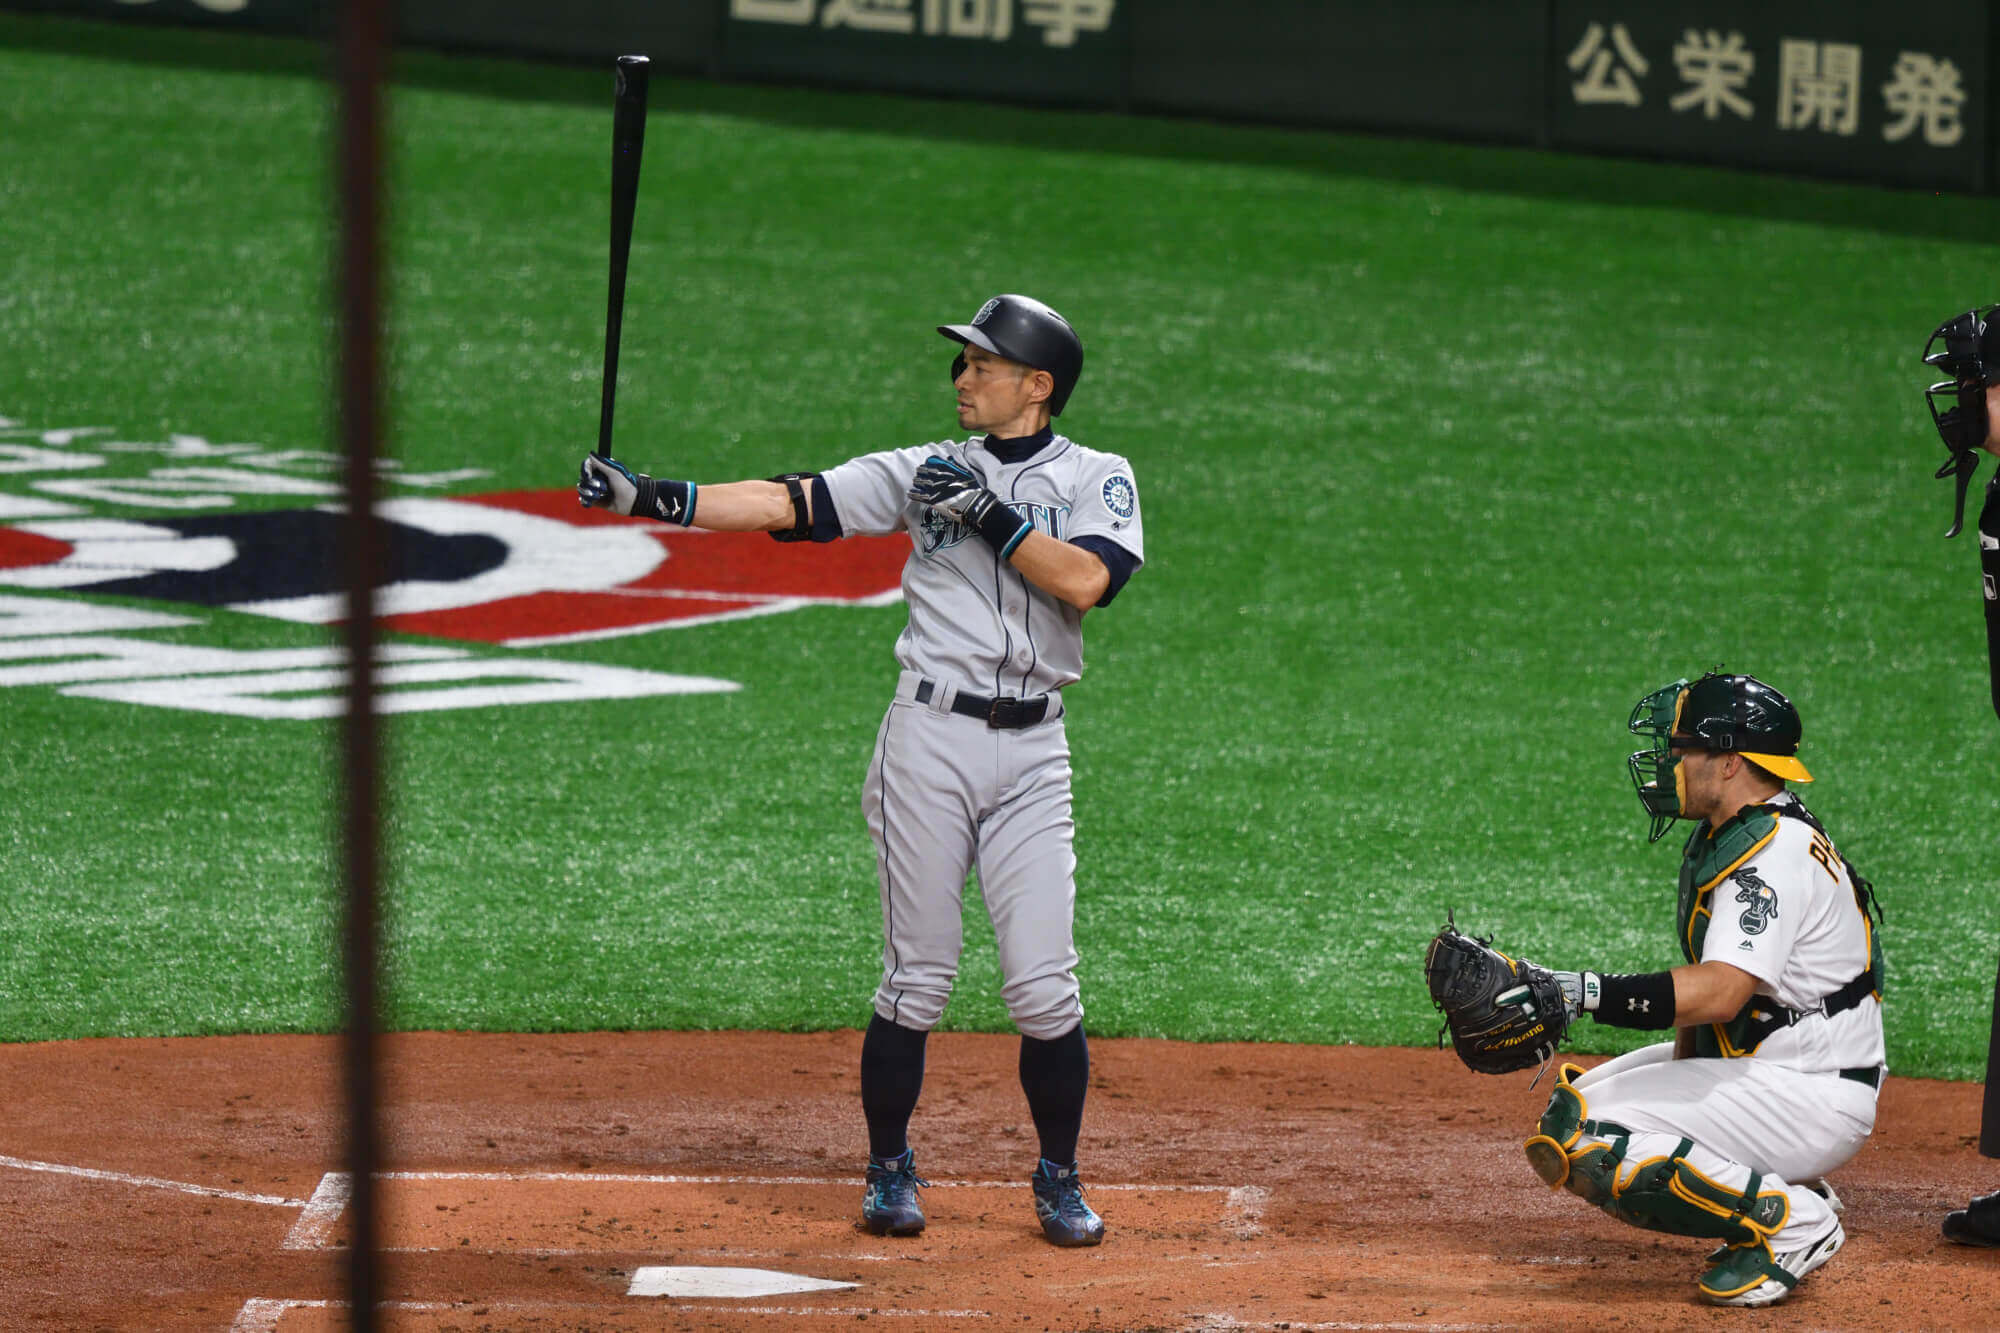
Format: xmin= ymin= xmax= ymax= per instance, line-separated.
xmin=0 ymin=412 xmax=909 ymax=715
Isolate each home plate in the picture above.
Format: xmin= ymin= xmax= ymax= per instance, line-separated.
xmin=628 ymin=1267 xmax=861 ymax=1298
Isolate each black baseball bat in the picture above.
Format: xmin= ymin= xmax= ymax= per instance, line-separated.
xmin=596 ymin=53 xmax=650 ymax=461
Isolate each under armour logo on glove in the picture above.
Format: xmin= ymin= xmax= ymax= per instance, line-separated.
xmin=1628 ymin=998 xmax=1651 ymax=1013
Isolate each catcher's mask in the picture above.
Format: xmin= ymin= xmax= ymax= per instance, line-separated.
xmin=1626 ymin=672 xmax=1811 ymax=842
xmin=1921 ymin=305 xmax=2000 ymax=538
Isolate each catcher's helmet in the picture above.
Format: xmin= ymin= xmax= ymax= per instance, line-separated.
xmin=1921 ymin=304 xmax=2000 ymax=537
xmin=1627 ymin=672 xmax=1810 ymax=842
xmin=939 ymin=294 xmax=1084 ymax=416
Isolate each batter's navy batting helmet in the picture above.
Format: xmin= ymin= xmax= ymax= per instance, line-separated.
xmin=1921 ymin=304 xmax=2000 ymax=537
xmin=939 ymin=294 xmax=1084 ymax=416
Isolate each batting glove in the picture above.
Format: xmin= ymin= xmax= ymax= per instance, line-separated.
xmin=579 ymin=454 xmax=640 ymax=512
xmin=907 ymin=456 xmax=1030 ymax=558
xmin=578 ymin=454 xmax=697 ymax=525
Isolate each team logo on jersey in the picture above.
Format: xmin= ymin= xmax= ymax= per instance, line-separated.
xmin=1101 ymin=474 xmax=1135 ymax=520
xmin=1732 ymin=866 xmax=1779 ymax=935
xmin=917 ymin=501 xmax=1067 ymax=555
xmin=917 ymin=506 xmax=971 ymax=554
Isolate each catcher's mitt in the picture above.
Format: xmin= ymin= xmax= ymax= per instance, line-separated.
xmin=1424 ymin=919 xmax=1570 ymax=1075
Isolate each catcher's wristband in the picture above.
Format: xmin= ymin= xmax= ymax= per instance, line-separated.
xmin=635 ymin=476 xmax=698 ymax=527
xmin=1585 ymin=970 xmax=1676 ymax=1030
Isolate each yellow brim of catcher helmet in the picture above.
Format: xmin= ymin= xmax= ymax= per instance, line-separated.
xmin=1744 ymin=751 xmax=1812 ymax=782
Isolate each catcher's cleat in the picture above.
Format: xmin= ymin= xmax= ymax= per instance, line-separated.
xmin=1697 ymin=1219 xmax=1844 ymax=1307
xmin=1031 ymin=1158 xmax=1105 ymax=1247
xmin=1943 ymin=1189 xmax=2000 ymax=1247
xmin=860 ymin=1148 xmax=929 ymax=1237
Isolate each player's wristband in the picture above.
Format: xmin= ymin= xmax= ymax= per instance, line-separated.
xmin=635 ymin=476 xmax=697 ymax=527
xmin=1584 ymin=970 xmax=1676 ymax=1030
xmin=970 ymin=494 xmax=1031 ymax=559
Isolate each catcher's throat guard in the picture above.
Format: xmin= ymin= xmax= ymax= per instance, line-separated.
xmin=1627 ymin=678 xmax=1691 ymax=843
xmin=1922 ymin=305 xmax=1998 ymax=539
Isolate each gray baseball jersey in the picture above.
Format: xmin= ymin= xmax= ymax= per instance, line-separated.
xmin=821 ymin=434 xmax=1143 ymax=695
xmin=821 ymin=432 xmax=1142 ymax=1039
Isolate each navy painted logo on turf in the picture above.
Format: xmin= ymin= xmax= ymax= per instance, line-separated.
xmin=1733 ymin=866 xmax=1779 ymax=935
xmin=1101 ymin=474 xmax=1135 ymax=520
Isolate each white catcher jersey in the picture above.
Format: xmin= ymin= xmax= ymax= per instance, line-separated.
xmin=820 ymin=434 xmax=1144 ymax=697
xmin=1696 ymin=791 xmax=1886 ymax=1073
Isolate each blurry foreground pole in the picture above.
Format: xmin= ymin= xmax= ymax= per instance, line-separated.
xmin=336 ymin=0 xmax=388 ymax=1327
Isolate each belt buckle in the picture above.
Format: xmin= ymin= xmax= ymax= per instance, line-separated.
xmin=987 ymin=695 xmax=1022 ymax=728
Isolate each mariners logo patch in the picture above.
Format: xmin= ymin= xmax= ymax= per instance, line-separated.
xmin=1732 ymin=866 xmax=1779 ymax=935
xmin=973 ymin=297 xmax=1000 ymax=325
xmin=1101 ymin=474 xmax=1136 ymax=520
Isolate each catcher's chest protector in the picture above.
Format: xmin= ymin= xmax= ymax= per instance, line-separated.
xmin=1677 ymin=809 xmax=1779 ymax=965
xmin=1678 ymin=810 xmax=1781 ymax=1060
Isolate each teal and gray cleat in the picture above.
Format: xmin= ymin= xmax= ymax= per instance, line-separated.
xmin=860 ymin=1148 xmax=929 ymax=1237
xmin=1031 ymin=1158 xmax=1105 ymax=1247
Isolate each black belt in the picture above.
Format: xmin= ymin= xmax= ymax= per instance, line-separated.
xmin=914 ymin=678 xmax=1050 ymax=729
xmin=1838 ymin=1066 xmax=1882 ymax=1090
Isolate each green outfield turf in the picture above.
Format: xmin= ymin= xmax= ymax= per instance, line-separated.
xmin=2 ymin=15 xmax=1997 ymax=1078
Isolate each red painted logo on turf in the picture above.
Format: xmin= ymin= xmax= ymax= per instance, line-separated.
xmin=0 ymin=489 xmax=908 ymax=646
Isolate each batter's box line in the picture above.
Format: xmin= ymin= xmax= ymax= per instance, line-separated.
xmin=232 ymin=1298 xmax=991 ymax=1330
xmin=0 ymin=1153 xmax=305 ymax=1208
xmin=282 ymin=1170 xmax=1271 ymax=1249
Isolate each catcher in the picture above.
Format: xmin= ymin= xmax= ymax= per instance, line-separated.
xmin=1427 ymin=672 xmax=1885 ymax=1309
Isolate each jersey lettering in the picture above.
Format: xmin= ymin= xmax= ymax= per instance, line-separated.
xmin=1807 ymin=831 xmax=1840 ymax=881
xmin=917 ymin=501 xmax=1069 ymax=554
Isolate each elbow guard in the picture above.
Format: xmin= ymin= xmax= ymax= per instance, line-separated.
xmin=768 ymin=473 xmax=814 ymax=542
xmin=766 ymin=474 xmax=841 ymax=543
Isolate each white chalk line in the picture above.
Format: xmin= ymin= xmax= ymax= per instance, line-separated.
xmin=232 ymin=1297 xmax=988 ymax=1329
xmin=1222 ymin=1183 xmax=1268 ymax=1238
xmin=282 ymin=1171 xmax=351 ymax=1250
xmin=366 ymin=1246 xmax=908 ymax=1259
xmin=370 ymin=1169 xmax=1234 ymax=1191
xmin=275 ymin=1167 xmax=1244 ymax=1253
xmin=0 ymin=1153 xmax=303 ymax=1207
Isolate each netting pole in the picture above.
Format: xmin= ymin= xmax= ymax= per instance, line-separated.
xmin=335 ymin=0 xmax=388 ymax=1327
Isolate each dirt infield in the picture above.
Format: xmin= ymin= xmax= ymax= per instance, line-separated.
xmin=2 ymin=1030 xmax=1995 ymax=1330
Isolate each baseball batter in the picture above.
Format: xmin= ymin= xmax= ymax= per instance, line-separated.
xmin=577 ymin=294 xmax=1141 ymax=1247
xmin=1521 ymin=673 xmax=1885 ymax=1308
xmin=1918 ymin=304 xmax=2000 ymax=1247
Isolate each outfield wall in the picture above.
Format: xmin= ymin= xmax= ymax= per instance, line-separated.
xmin=5 ymin=0 xmax=1991 ymax=191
